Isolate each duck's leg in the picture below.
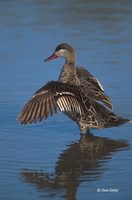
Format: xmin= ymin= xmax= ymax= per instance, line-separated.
xmin=80 ymin=129 xmax=94 ymax=138
xmin=77 ymin=121 xmax=91 ymax=136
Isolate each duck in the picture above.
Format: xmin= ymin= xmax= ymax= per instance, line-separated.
xmin=18 ymin=43 xmax=131 ymax=134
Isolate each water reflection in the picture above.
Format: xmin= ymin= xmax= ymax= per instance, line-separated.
xmin=21 ymin=135 xmax=129 ymax=200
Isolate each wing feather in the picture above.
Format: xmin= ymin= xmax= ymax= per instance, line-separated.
xmin=31 ymin=103 xmax=39 ymax=123
xmin=45 ymin=99 xmax=49 ymax=119
xmin=18 ymin=81 xmax=84 ymax=125
xmin=39 ymin=101 xmax=45 ymax=122
xmin=77 ymin=67 xmax=112 ymax=109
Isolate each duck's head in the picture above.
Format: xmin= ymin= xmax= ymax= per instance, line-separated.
xmin=44 ymin=43 xmax=75 ymax=63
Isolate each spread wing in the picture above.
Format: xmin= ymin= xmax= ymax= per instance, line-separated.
xmin=18 ymin=81 xmax=84 ymax=125
xmin=76 ymin=67 xmax=112 ymax=109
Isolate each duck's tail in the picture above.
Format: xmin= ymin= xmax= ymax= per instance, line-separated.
xmin=105 ymin=116 xmax=132 ymax=128
xmin=91 ymin=100 xmax=132 ymax=129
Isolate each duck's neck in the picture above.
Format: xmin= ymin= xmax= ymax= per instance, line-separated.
xmin=59 ymin=52 xmax=80 ymax=85
xmin=65 ymin=51 xmax=75 ymax=65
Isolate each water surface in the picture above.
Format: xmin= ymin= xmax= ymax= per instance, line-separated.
xmin=0 ymin=1 xmax=132 ymax=200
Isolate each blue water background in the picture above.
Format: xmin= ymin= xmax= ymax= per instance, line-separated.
xmin=0 ymin=1 xmax=132 ymax=200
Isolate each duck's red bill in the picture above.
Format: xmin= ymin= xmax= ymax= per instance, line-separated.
xmin=44 ymin=53 xmax=58 ymax=62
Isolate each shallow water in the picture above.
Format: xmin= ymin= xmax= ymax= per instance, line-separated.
xmin=0 ymin=1 xmax=132 ymax=200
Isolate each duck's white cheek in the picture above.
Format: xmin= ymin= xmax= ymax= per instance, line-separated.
xmin=57 ymin=49 xmax=66 ymax=57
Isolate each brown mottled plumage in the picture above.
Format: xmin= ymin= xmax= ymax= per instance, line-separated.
xmin=18 ymin=43 xmax=131 ymax=134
